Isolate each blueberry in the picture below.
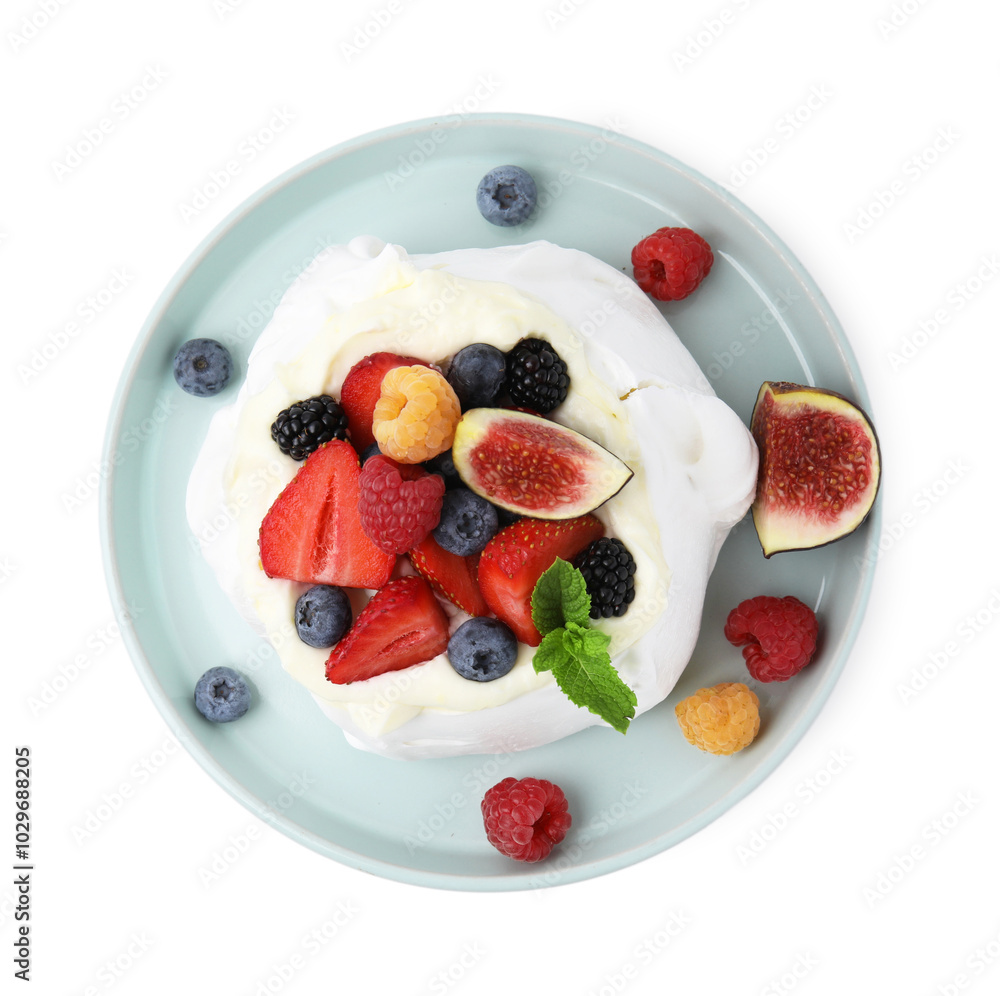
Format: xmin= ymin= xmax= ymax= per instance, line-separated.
xmin=294 ymin=585 xmax=352 ymax=648
xmin=360 ymin=442 xmax=382 ymax=464
xmin=433 ymin=488 xmax=498 ymax=556
xmin=194 ymin=666 xmax=251 ymax=722
xmin=476 ymin=165 xmax=537 ymax=227
xmin=173 ymin=338 xmax=233 ymax=397
xmin=492 ymin=503 xmax=520 ymax=530
xmin=423 ymin=449 xmax=462 ymax=489
xmin=447 ymin=618 xmax=518 ymax=682
xmin=446 ymin=343 xmax=507 ymax=410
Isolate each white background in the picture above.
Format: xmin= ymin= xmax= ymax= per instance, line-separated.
xmin=4 ymin=0 xmax=999 ymax=992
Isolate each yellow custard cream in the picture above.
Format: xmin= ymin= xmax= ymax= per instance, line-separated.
xmin=187 ymin=237 xmax=757 ymax=759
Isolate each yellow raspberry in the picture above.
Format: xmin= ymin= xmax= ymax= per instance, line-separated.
xmin=675 ymin=682 xmax=760 ymax=755
xmin=372 ymin=365 xmax=461 ymax=463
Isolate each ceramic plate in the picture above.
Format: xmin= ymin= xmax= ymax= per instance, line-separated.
xmin=100 ymin=114 xmax=880 ymax=890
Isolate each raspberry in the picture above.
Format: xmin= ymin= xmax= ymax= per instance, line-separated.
xmin=631 ymin=226 xmax=714 ymax=301
xmin=373 ymin=365 xmax=461 ymax=464
xmin=724 ymin=595 xmax=819 ymax=682
xmin=481 ymin=777 xmax=571 ymax=862
xmin=675 ymin=682 xmax=760 ymax=755
xmin=358 ymin=455 xmax=446 ymax=555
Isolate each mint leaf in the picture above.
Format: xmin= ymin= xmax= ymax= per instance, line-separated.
xmin=550 ymin=648 xmax=637 ymax=735
xmin=531 ymin=559 xmax=592 ymax=636
xmin=533 ymin=629 xmax=567 ymax=674
xmin=562 ymin=620 xmax=611 ymax=661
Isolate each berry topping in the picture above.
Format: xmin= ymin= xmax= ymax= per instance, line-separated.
xmin=724 ymin=595 xmax=819 ymax=682
xmin=505 ymin=338 xmax=569 ymax=413
xmin=373 ymin=365 xmax=462 ymax=464
xmin=422 ymin=449 xmax=462 ymax=489
xmin=270 ymin=395 xmax=350 ymax=461
xmin=294 ymin=585 xmax=352 ymax=649
xmin=446 ymin=342 xmax=507 ymax=409
xmin=259 ymin=440 xmax=395 ymax=589
xmin=675 ymin=682 xmax=760 ymax=755
xmin=194 ymin=666 xmax=251 ymax=722
xmin=325 ymin=576 xmax=450 ymax=685
xmin=173 ymin=338 xmax=233 ymax=397
xmin=476 ymin=165 xmax=537 ymax=227
xmin=433 ymin=488 xmax=498 ymax=557
xmin=631 ymin=226 xmax=714 ymax=301
xmin=358 ymin=455 xmax=446 ymax=555
xmin=448 ymin=618 xmax=518 ymax=682
xmin=340 ymin=351 xmax=428 ymax=451
xmin=481 ymin=777 xmax=571 ymax=862
xmin=360 ymin=442 xmax=382 ymax=464
xmin=407 ymin=534 xmax=491 ymax=617
xmin=574 ymin=538 xmax=637 ymax=619
xmin=478 ymin=515 xmax=605 ymax=645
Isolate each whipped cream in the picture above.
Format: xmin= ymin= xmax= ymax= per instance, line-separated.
xmin=187 ymin=237 xmax=757 ymax=760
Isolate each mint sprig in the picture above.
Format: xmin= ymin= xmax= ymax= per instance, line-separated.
xmin=530 ymin=559 xmax=637 ymax=735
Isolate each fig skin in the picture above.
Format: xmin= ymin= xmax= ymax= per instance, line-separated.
xmin=750 ymin=381 xmax=881 ymax=557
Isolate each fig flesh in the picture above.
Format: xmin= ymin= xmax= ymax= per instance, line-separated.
xmin=751 ymin=381 xmax=880 ymax=557
xmin=451 ymin=408 xmax=633 ymax=519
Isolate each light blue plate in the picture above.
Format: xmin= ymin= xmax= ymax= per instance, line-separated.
xmin=100 ymin=114 xmax=880 ymax=891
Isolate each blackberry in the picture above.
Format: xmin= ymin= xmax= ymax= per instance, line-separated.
xmin=574 ymin=538 xmax=637 ymax=619
xmin=271 ymin=395 xmax=349 ymax=460
xmin=505 ymin=338 xmax=569 ymax=413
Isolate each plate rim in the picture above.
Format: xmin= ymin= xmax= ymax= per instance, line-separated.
xmin=99 ymin=111 xmax=881 ymax=891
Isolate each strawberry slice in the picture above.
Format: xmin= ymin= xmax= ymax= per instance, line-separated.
xmin=408 ymin=534 xmax=491 ymax=617
xmin=259 ymin=439 xmax=395 ymax=589
xmin=478 ymin=515 xmax=605 ymax=646
xmin=340 ymin=351 xmax=428 ymax=451
xmin=325 ymin=576 xmax=450 ymax=684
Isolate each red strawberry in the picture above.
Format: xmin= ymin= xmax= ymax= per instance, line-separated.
xmin=408 ymin=534 xmax=491 ymax=617
xmin=340 ymin=351 xmax=428 ymax=451
xmin=259 ymin=439 xmax=395 ymax=589
xmin=478 ymin=515 xmax=605 ymax=646
xmin=325 ymin=576 xmax=450 ymax=684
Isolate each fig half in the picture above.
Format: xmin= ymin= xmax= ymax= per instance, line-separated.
xmin=751 ymin=381 xmax=881 ymax=557
xmin=452 ymin=408 xmax=633 ymax=519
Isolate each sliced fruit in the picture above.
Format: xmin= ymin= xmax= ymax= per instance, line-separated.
xmin=408 ymin=534 xmax=491 ymax=617
xmin=750 ymin=381 xmax=881 ymax=557
xmin=478 ymin=515 xmax=605 ymax=645
xmin=325 ymin=576 xmax=450 ymax=684
xmin=259 ymin=440 xmax=395 ymax=588
xmin=339 ymin=351 xmax=428 ymax=451
xmin=452 ymin=408 xmax=633 ymax=519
